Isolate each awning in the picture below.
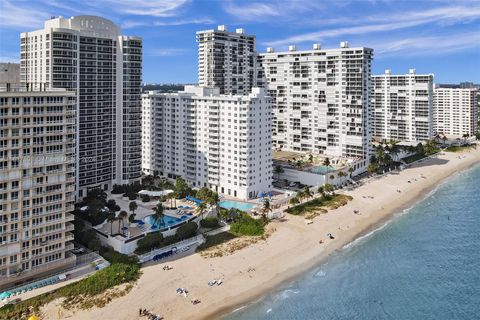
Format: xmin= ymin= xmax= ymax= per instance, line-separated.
xmin=138 ymin=190 xmax=173 ymax=197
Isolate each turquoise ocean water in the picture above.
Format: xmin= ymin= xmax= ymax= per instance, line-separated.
xmin=223 ymin=164 xmax=480 ymax=320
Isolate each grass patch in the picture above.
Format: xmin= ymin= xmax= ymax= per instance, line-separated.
xmin=445 ymin=145 xmax=476 ymax=153
xmin=0 ymin=262 xmax=140 ymax=320
xmin=286 ymin=194 xmax=353 ymax=216
xmin=196 ymin=229 xmax=274 ymax=258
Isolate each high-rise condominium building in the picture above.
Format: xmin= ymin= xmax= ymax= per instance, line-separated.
xmin=0 ymin=88 xmax=76 ymax=289
xmin=197 ymin=25 xmax=256 ymax=95
xmin=433 ymin=86 xmax=478 ymax=138
xmin=142 ymin=86 xmax=272 ymax=200
xmin=20 ymin=16 xmax=142 ymax=197
xmin=258 ymin=42 xmax=373 ymax=163
xmin=372 ymin=69 xmax=434 ymax=142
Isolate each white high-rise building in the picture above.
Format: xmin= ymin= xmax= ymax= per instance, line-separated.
xmin=197 ymin=25 xmax=257 ymax=95
xmin=142 ymin=86 xmax=272 ymax=200
xmin=258 ymin=42 xmax=373 ymax=163
xmin=372 ymin=69 xmax=434 ymax=142
xmin=20 ymin=16 xmax=142 ymax=197
xmin=0 ymin=88 xmax=76 ymax=289
xmin=433 ymin=86 xmax=478 ymax=138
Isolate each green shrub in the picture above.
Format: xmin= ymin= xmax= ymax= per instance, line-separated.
xmin=230 ymin=214 xmax=264 ymax=236
xmin=200 ymin=217 xmax=219 ymax=228
xmin=176 ymin=221 xmax=198 ymax=240
xmin=141 ymin=194 xmax=151 ymax=202
xmin=99 ymin=246 xmax=138 ymax=264
xmin=136 ymin=232 xmax=164 ymax=253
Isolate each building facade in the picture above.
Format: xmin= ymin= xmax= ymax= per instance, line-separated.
xmin=20 ymin=15 xmax=142 ymax=197
xmin=433 ymin=86 xmax=478 ymax=138
xmin=0 ymin=63 xmax=21 ymax=88
xmin=197 ymin=25 xmax=256 ymax=95
xmin=258 ymin=42 xmax=373 ymax=162
xmin=372 ymin=69 xmax=434 ymax=142
xmin=0 ymin=89 xmax=76 ymax=289
xmin=142 ymin=86 xmax=272 ymax=200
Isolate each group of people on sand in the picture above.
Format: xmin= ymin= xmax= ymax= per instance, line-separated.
xmin=319 ymin=233 xmax=335 ymax=244
xmin=139 ymin=308 xmax=163 ymax=320
xmin=163 ymin=265 xmax=173 ymax=271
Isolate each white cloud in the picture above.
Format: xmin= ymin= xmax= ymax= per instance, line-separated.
xmin=147 ymin=48 xmax=188 ymax=56
xmin=371 ymin=32 xmax=480 ymax=57
xmin=265 ymin=4 xmax=480 ymax=48
xmin=107 ymin=0 xmax=189 ymax=17
xmin=0 ymin=0 xmax=49 ymax=29
xmin=122 ymin=18 xmax=213 ymax=29
xmin=223 ymin=2 xmax=280 ymax=20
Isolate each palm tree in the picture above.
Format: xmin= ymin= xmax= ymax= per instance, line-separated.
xmin=196 ymin=201 xmax=208 ymax=220
xmin=317 ymin=186 xmax=325 ymax=197
xmin=118 ymin=210 xmax=128 ymax=234
xmin=348 ymin=166 xmax=354 ymax=178
xmin=107 ymin=213 xmax=116 ymax=235
xmin=302 ymin=187 xmax=312 ymax=201
xmin=323 ymin=157 xmax=330 ymax=166
xmin=337 ymin=171 xmax=347 ymax=183
xmin=152 ymin=203 xmax=164 ymax=229
xmin=274 ymin=165 xmax=284 ymax=180
xmin=442 ymin=135 xmax=447 ymax=147
xmin=289 ymin=197 xmax=300 ymax=206
xmin=261 ymin=198 xmax=272 ymax=219
xmin=323 ymin=183 xmax=334 ymax=196
xmin=208 ymin=192 xmax=220 ymax=216
xmin=129 ymin=201 xmax=138 ymax=216
xmin=296 ymin=189 xmax=305 ymax=203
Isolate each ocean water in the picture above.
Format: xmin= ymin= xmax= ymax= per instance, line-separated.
xmin=223 ymin=164 xmax=480 ymax=320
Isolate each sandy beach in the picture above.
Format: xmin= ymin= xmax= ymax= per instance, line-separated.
xmin=41 ymin=147 xmax=480 ymax=320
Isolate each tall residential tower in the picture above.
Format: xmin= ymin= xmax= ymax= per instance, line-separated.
xmin=0 ymin=88 xmax=76 ymax=289
xmin=197 ymin=25 xmax=256 ymax=95
xmin=259 ymin=42 xmax=373 ymax=164
xmin=433 ymin=85 xmax=478 ymax=138
xmin=372 ymin=69 xmax=434 ymax=142
xmin=20 ymin=16 xmax=142 ymax=197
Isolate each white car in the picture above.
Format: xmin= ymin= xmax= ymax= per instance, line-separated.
xmin=71 ymin=247 xmax=85 ymax=254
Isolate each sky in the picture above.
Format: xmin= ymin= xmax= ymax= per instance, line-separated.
xmin=0 ymin=0 xmax=479 ymax=84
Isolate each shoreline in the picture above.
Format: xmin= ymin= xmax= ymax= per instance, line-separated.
xmin=208 ymin=155 xmax=480 ymax=320
xmin=41 ymin=148 xmax=480 ymax=320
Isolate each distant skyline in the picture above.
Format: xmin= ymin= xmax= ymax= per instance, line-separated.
xmin=0 ymin=0 xmax=479 ymax=84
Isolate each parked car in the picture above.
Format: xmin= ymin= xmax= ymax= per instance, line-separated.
xmin=71 ymin=247 xmax=85 ymax=254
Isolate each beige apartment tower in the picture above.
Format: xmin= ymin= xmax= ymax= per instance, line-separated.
xmin=0 ymin=88 xmax=76 ymax=289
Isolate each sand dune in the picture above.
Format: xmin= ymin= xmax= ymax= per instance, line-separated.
xmin=42 ymin=147 xmax=480 ymax=320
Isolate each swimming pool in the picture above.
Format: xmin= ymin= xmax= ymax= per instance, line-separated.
xmin=219 ymin=200 xmax=255 ymax=211
xmin=144 ymin=213 xmax=191 ymax=230
xmin=310 ymin=165 xmax=335 ymax=174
